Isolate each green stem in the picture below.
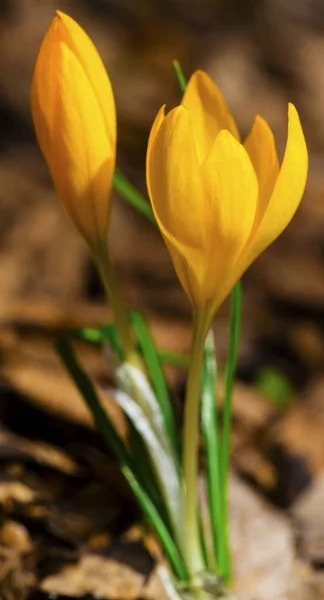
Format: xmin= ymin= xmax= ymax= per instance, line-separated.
xmin=220 ymin=281 xmax=242 ymax=582
xmin=94 ymin=242 xmax=136 ymax=365
xmin=183 ymin=310 xmax=210 ymax=578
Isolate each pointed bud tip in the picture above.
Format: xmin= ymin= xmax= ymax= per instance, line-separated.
xmin=54 ymin=10 xmax=74 ymax=31
xmin=55 ymin=10 xmax=66 ymax=19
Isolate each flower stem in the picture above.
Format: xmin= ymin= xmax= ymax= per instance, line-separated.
xmin=93 ymin=242 xmax=136 ymax=365
xmin=183 ymin=310 xmax=210 ymax=578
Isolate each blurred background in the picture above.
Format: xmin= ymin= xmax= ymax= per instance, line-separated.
xmin=1 ymin=1 xmax=324 ymax=599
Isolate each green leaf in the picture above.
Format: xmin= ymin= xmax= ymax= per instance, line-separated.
xmin=55 ymin=337 xmax=188 ymax=580
xmin=114 ymin=168 xmax=156 ymax=226
xmin=68 ymin=324 xmax=191 ymax=370
xmin=123 ymin=466 xmax=189 ymax=581
xmin=101 ymin=321 xmax=123 ymax=359
xmin=129 ymin=311 xmax=179 ymax=457
xmin=172 ymin=60 xmax=187 ymax=93
xmin=69 ymin=327 xmax=104 ymax=344
xmin=127 ymin=415 xmax=170 ymax=522
xmin=116 ymin=362 xmax=172 ymax=454
xmin=56 ymin=337 xmax=129 ymax=463
xmin=219 ymin=281 xmax=242 ymax=584
xmin=201 ymin=331 xmax=226 ymax=576
xmin=220 ymin=282 xmax=242 ymax=486
xmin=112 ymin=385 xmax=184 ymax=553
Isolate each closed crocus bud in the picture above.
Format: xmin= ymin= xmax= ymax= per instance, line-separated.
xmin=31 ymin=11 xmax=116 ymax=248
xmin=147 ymin=70 xmax=308 ymax=321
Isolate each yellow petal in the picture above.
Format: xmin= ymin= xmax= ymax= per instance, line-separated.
xmin=56 ymin=11 xmax=116 ymax=149
xmin=146 ymin=104 xmax=165 ymax=196
xmin=31 ymin=12 xmax=116 ymax=244
xmin=51 ymin=44 xmax=114 ymax=241
xmin=146 ymin=105 xmax=206 ymax=305
xmin=200 ymin=130 xmax=258 ymax=306
xmin=245 ymin=103 xmax=308 ymax=264
xmin=244 ymin=115 xmax=279 ymax=231
xmin=147 ymin=105 xmax=204 ymax=250
xmin=31 ymin=16 xmax=59 ymax=165
xmin=165 ymin=241 xmax=206 ymax=308
xmin=182 ymin=70 xmax=240 ymax=164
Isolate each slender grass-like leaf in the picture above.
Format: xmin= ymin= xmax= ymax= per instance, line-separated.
xmin=129 ymin=311 xmax=179 ymax=458
xmin=116 ymin=361 xmax=174 ymax=457
xmin=198 ymin=502 xmax=212 ymax=571
xmin=111 ymin=386 xmax=184 ymax=554
xmin=201 ymin=331 xmax=226 ymax=576
xmin=124 ymin=467 xmax=189 ymax=581
xmin=114 ymin=168 xmax=156 ymax=225
xmin=127 ymin=416 xmax=170 ymax=522
xmin=68 ymin=321 xmax=179 ymax=474
xmin=172 ymin=60 xmax=187 ymax=93
xmin=56 ymin=337 xmax=129 ymax=462
xmin=220 ymin=282 xmax=242 ymax=486
xmin=219 ymin=281 xmax=242 ymax=583
xmin=69 ymin=327 xmax=103 ymax=344
xmin=55 ymin=337 xmax=188 ymax=580
xmin=101 ymin=321 xmax=123 ymax=359
xmin=69 ymin=325 xmax=190 ymax=368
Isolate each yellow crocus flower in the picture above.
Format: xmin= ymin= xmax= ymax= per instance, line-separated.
xmin=147 ymin=70 xmax=308 ymax=322
xmin=31 ymin=11 xmax=116 ymax=248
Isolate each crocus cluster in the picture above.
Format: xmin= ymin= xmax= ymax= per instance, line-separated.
xmin=31 ymin=11 xmax=308 ymax=323
xmin=30 ymin=12 xmax=309 ymax=590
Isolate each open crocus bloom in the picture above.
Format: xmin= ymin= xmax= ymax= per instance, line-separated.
xmin=31 ymin=11 xmax=116 ymax=248
xmin=146 ymin=70 xmax=308 ymax=320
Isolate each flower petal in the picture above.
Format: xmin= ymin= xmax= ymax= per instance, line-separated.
xmin=246 ymin=103 xmax=308 ymax=264
xmin=56 ymin=11 xmax=116 ymax=149
xmin=165 ymin=241 xmax=206 ymax=308
xmin=244 ymin=115 xmax=279 ymax=231
xmin=200 ymin=130 xmax=258 ymax=307
xmin=146 ymin=104 xmax=165 ymax=194
xmin=147 ymin=105 xmax=204 ymax=250
xmin=51 ymin=44 xmax=114 ymax=241
xmin=182 ymin=70 xmax=240 ymax=164
xmin=146 ymin=105 xmax=206 ymax=305
xmin=31 ymin=12 xmax=116 ymax=245
xmin=31 ymin=17 xmax=60 ymax=165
